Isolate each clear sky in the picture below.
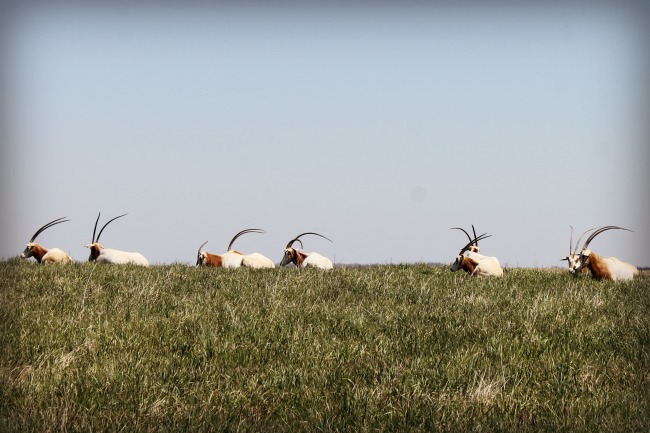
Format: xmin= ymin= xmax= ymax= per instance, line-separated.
xmin=1 ymin=1 xmax=648 ymax=267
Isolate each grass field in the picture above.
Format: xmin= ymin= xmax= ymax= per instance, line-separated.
xmin=1 ymin=258 xmax=648 ymax=432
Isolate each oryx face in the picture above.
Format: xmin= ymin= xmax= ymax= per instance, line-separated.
xmin=280 ymin=248 xmax=296 ymax=267
xmin=564 ymin=252 xmax=588 ymax=274
xmin=85 ymin=243 xmax=102 ymax=262
xmin=21 ymin=243 xmax=37 ymax=259
xmin=562 ymin=254 xmax=578 ymax=273
xmin=196 ymin=251 xmax=207 ymax=266
xmin=450 ymin=255 xmax=464 ymax=272
xmin=574 ymin=250 xmax=592 ymax=273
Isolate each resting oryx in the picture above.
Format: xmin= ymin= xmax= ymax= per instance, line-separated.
xmin=280 ymin=232 xmax=333 ymax=270
xmin=196 ymin=228 xmax=275 ymax=268
xmin=85 ymin=213 xmax=149 ymax=266
xmin=563 ymin=225 xmax=638 ymax=281
xmin=21 ymin=217 xmax=73 ymax=264
xmin=450 ymin=229 xmax=503 ymax=277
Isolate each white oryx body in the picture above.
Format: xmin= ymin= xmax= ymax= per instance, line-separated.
xmin=300 ymin=252 xmax=333 ymax=269
xmin=453 ymin=251 xmax=503 ymax=277
xmin=21 ymin=217 xmax=73 ymax=264
xmin=576 ymin=250 xmax=638 ymax=281
xmin=197 ymin=229 xmax=274 ymax=269
xmin=198 ymin=250 xmax=276 ymax=269
xmin=564 ymin=226 xmax=637 ymax=281
xmin=280 ymin=232 xmax=334 ymax=270
xmin=86 ymin=213 xmax=149 ymax=267
xmin=282 ymin=249 xmax=333 ymax=269
xmin=222 ymin=250 xmax=245 ymax=268
xmin=22 ymin=244 xmax=73 ymax=264
xmin=450 ymin=226 xmax=503 ymax=277
xmin=242 ymin=252 xmax=276 ymax=268
xmin=197 ymin=250 xmax=245 ymax=268
xmin=89 ymin=245 xmax=149 ymax=266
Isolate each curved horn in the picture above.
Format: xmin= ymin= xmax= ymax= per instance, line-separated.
xmin=29 ymin=217 xmax=69 ymax=242
xmin=572 ymin=226 xmax=598 ymax=255
xmin=458 ymin=233 xmax=491 ymax=255
xmin=96 ymin=214 xmax=127 ymax=243
xmin=286 ymin=238 xmax=304 ymax=249
xmin=472 ymin=224 xmax=479 ymax=246
xmin=196 ymin=240 xmax=209 ymax=266
xmin=91 ymin=212 xmax=101 ymax=243
xmin=568 ymin=225 xmax=574 ymax=257
xmin=227 ymin=228 xmax=265 ymax=251
xmin=198 ymin=240 xmax=208 ymax=255
xmin=582 ymin=226 xmax=633 ymax=251
xmin=286 ymin=232 xmax=333 ymax=249
xmin=451 ymin=227 xmax=473 ymax=244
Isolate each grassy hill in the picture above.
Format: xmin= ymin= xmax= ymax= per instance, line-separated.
xmin=1 ymin=259 xmax=648 ymax=432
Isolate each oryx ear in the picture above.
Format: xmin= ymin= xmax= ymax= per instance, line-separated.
xmin=560 ymin=257 xmax=569 ymax=261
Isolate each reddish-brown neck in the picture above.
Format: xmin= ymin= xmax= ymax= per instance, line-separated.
xmin=585 ymin=251 xmax=613 ymax=280
xmin=30 ymin=244 xmax=49 ymax=263
xmin=462 ymin=257 xmax=477 ymax=275
xmin=88 ymin=244 xmax=101 ymax=262
xmin=294 ymin=250 xmax=307 ymax=266
xmin=205 ymin=253 xmax=223 ymax=267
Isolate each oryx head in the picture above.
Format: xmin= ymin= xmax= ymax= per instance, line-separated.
xmin=280 ymin=232 xmax=331 ymax=267
xmin=450 ymin=230 xmax=491 ymax=273
xmin=196 ymin=240 xmax=209 ymax=266
xmin=561 ymin=225 xmax=593 ymax=273
xmin=21 ymin=217 xmax=69 ymax=260
xmin=563 ymin=225 xmax=633 ymax=274
xmin=85 ymin=212 xmax=126 ymax=261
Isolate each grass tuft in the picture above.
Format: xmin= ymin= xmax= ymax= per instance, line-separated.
xmin=1 ymin=260 xmax=648 ymax=431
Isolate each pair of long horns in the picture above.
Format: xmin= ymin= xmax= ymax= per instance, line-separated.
xmin=451 ymin=225 xmax=491 ymax=255
xmin=197 ymin=228 xmax=266 ymax=255
xmin=569 ymin=225 xmax=633 ymax=256
xmin=29 ymin=217 xmax=70 ymax=242
xmin=227 ymin=228 xmax=265 ymax=251
xmin=451 ymin=225 xmax=479 ymax=246
xmin=286 ymin=232 xmax=333 ymax=249
xmin=458 ymin=233 xmax=492 ymax=255
xmin=91 ymin=213 xmax=127 ymax=244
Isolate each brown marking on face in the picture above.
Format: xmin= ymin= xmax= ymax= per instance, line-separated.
xmin=86 ymin=243 xmax=102 ymax=262
xmin=584 ymin=251 xmax=613 ymax=280
xmin=281 ymin=248 xmax=307 ymax=267
xmin=280 ymin=249 xmax=294 ymax=267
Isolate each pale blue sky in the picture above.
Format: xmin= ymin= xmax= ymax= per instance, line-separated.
xmin=2 ymin=1 xmax=648 ymax=266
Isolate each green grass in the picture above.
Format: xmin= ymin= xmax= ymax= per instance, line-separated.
xmin=1 ymin=259 xmax=648 ymax=432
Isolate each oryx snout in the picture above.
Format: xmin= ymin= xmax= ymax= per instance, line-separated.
xmin=21 ymin=244 xmax=35 ymax=259
xmin=280 ymin=249 xmax=294 ymax=267
xmin=450 ymin=255 xmax=463 ymax=272
xmin=85 ymin=243 xmax=102 ymax=262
